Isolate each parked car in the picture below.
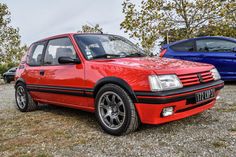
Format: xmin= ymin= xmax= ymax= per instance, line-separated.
xmin=160 ymin=36 xmax=236 ymax=81
xmin=15 ymin=33 xmax=224 ymax=135
xmin=3 ymin=67 xmax=17 ymax=83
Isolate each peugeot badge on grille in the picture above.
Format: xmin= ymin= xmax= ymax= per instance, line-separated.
xmin=197 ymin=73 xmax=204 ymax=83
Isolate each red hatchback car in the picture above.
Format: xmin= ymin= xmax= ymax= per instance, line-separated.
xmin=15 ymin=33 xmax=224 ymax=135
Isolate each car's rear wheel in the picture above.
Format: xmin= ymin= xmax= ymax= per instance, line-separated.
xmin=95 ymin=84 xmax=139 ymax=136
xmin=15 ymin=82 xmax=38 ymax=112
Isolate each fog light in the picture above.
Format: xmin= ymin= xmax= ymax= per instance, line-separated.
xmin=162 ymin=107 xmax=174 ymax=117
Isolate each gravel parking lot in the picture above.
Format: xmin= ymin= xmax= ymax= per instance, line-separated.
xmin=0 ymin=83 xmax=236 ymax=157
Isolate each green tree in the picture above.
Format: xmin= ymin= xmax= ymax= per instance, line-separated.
xmin=78 ymin=24 xmax=103 ymax=33
xmin=121 ymin=0 xmax=236 ymax=51
xmin=197 ymin=25 xmax=236 ymax=37
xmin=0 ymin=3 xmax=27 ymax=65
xmin=0 ymin=3 xmax=27 ymax=76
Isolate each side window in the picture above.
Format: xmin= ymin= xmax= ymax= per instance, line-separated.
xmin=170 ymin=41 xmax=194 ymax=52
xmin=196 ymin=39 xmax=236 ymax=52
xmin=44 ymin=38 xmax=77 ymax=65
xmin=27 ymin=43 xmax=45 ymax=66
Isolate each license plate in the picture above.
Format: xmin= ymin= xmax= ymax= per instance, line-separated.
xmin=195 ymin=89 xmax=215 ymax=103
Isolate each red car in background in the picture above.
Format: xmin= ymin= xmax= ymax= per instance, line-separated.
xmin=15 ymin=33 xmax=224 ymax=135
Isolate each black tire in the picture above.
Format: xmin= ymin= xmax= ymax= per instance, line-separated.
xmin=4 ymin=76 xmax=10 ymax=83
xmin=15 ymin=82 xmax=38 ymax=112
xmin=95 ymin=84 xmax=139 ymax=136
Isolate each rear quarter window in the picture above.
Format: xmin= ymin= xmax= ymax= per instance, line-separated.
xmin=170 ymin=41 xmax=194 ymax=52
xmin=27 ymin=42 xmax=45 ymax=66
xmin=196 ymin=39 xmax=236 ymax=52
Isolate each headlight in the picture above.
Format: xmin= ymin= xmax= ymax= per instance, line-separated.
xmin=211 ymin=68 xmax=221 ymax=80
xmin=148 ymin=74 xmax=183 ymax=91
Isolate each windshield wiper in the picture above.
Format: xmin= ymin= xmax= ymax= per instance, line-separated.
xmin=125 ymin=52 xmax=146 ymax=57
xmin=92 ymin=54 xmax=121 ymax=59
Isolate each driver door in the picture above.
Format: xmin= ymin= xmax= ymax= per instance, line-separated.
xmin=37 ymin=36 xmax=86 ymax=107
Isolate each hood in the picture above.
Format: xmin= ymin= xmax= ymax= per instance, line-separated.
xmin=95 ymin=57 xmax=214 ymax=75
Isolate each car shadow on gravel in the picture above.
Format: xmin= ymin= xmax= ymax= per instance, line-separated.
xmin=224 ymin=81 xmax=236 ymax=85
xmin=36 ymin=104 xmax=100 ymax=130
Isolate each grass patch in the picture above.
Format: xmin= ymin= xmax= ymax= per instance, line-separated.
xmin=18 ymin=155 xmax=32 ymax=157
xmin=215 ymin=105 xmax=236 ymax=112
xmin=212 ymin=140 xmax=227 ymax=148
xmin=10 ymin=152 xmax=52 ymax=157
xmin=212 ymin=141 xmax=226 ymax=148
xmin=36 ymin=153 xmax=53 ymax=157
xmin=229 ymin=128 xmax=236 ymax=132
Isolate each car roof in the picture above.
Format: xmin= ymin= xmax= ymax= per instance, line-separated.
xmin=35 ymin=32 xmax=115 ymax=43
xmin=162 ymin=36 xmax=236 ymax=48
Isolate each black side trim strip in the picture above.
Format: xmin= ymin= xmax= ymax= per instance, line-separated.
xmin=26 ymin=84 xmax=94 ymax=97
xmin=27 ymin=84 xmax=93 ymax=92
xmin=135 ymin=80 xmax=224 ymax=97
xmin=137 ymin=85 xmax=223 ymax=104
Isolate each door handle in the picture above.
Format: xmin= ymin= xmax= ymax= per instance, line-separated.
xmin=39 ymin=70 xmax=45 ymax=76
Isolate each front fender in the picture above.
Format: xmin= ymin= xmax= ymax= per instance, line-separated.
xmin=93 ymin=77 xmax=138 ymax=102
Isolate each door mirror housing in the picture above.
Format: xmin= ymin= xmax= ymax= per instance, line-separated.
xmin=58 ymin=57 xmax=81 ymax=64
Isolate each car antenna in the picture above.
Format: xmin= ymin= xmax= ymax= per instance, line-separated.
xmin=87 ymin=22 xmax=103 ymax=34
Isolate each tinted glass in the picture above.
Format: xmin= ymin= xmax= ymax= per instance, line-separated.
xmin=196 ymin=39 xmax=236 ymax=52
xmin=170 ymin=41 xmax=194 ymax=52
xmin=44 ymin=38 xmax=77 ymax=65
xmin=27 ymin=43 xmax=45 ymax=66
xmin=74 ymin=34 xmax=145 ymax=60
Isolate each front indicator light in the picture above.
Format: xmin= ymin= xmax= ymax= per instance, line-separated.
xmin=211 ymin=68 xmax=221 ymax=80
xmin=162 ymin=107 xmax=174 ymax=117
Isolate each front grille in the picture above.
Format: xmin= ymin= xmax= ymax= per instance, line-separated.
xmin=178 ymin=71 xmax=214 ymax=87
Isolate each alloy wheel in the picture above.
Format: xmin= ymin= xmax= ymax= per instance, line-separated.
xmin=16 ymin=86 xmax=27 ymax=109
xmin=98 ymin=91 xmax=126 ymax=130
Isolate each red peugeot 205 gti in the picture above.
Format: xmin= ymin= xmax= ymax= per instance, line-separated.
xmin=15 ymin=33 xmax=224 ymax=135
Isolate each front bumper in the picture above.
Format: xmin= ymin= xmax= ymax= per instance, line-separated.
xmin=134 ymin=80 xmax=224 ymax=124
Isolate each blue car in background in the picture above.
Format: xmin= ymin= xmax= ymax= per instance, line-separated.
xmin=160 ymin=36 xmax=236 ymax=81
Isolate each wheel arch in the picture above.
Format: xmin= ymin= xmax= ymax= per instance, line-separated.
xmin=93 ymin=77 xmax=138 ymax=103
xmin=15 ymin=78 xmax=26 ymax=88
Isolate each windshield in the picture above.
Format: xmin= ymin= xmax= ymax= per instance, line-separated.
xmin=74 ymin=34 xmax=146 ymax=60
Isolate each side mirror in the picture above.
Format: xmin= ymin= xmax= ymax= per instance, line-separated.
xmin=233 ymin=47 xmax=236 ymax=52
xmin=58 ymin=57 xmax=81 ymax=64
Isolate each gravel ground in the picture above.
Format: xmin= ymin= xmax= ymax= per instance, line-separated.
xmin=0 ymin=83 xmax=236 ymax=157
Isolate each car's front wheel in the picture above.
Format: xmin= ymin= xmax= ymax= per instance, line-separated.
xmin=15 ymin=82 xmax=38 ymax=112
xmin=4 ymin=76 xmax=11 ymax=83
xmin=95 ymin=84 xmax=139 ymax=136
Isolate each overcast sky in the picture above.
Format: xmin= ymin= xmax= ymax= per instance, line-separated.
xmin=1 ymin=0 xmax=141 ymax=45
